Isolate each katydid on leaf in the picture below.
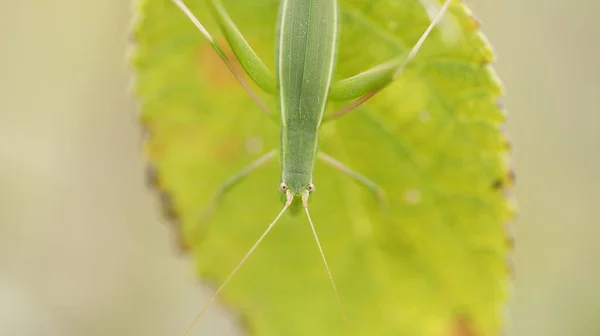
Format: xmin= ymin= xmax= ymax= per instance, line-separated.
xmin=170 ymin=0 xmax=456 ymax=334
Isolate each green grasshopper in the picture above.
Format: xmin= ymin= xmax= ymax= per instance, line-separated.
xmin=170 ymin=0 xmax=455 ymax=334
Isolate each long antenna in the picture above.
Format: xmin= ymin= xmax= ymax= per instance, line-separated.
xmin=302 ymin=194 xmax=348 ymax=325
xmin=330 ymin=0 xmax=454 ymax=120
xmin=171 ymin=0 xmax=271 ymax=114
xmin=393 ymin=0 xmax=455 ymax=79
xmin=182 ymin=192 xmax=294 ymax=336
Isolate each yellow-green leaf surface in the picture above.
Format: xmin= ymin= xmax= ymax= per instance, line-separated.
xmin=130 ymin=1 xmax=514 ymax=335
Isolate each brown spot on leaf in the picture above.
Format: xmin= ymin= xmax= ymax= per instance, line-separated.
xmin=492 ymin=169 xmax=517 ymax=190
xmin=491 ymin=179 xmax=503 ymax=190
xmin=143 ymin=161 xmax=191 ymax=253
xmin=451 ymin=316 xmax=477 ymax=336
xmin=158 ymin=189 xmax=192 ymax=253
xmin=480 ymin=56 xmax=492 ymax=67
xmin=159 ymin=188 xmax=178 ymax=223
xmin=217 ymin=138 xmax=242 ymax=162
xmin=171 ymin=229 xmax=191 ymax=254
xmin=197 ymin=39 xmax=244 ymax=88
xmin=145 ymin=163 xmax=159 ymax=189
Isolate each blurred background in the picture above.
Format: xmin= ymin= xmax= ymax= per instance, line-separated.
xmin=0 ymin=0 xmax=598 ymax=335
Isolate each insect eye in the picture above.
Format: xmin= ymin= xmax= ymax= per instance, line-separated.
xmin=307 ymin=183 xmax=315 ymax=193
xmin=279 ymin=182 xmax=289 ymax=192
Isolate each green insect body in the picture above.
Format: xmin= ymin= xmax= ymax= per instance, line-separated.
xmin=278 ymin=0 xmax=337 ymax=202
xmin=167 ymin=0 xmax=456 ymax=334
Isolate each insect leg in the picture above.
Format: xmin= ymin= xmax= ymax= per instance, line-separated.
xmin=327 ymin=56 xmax=404 ymax=102
xmin=206 ymin=0 xmax=276 ymax=94
xmin=325 ymin=0 xmax=455 ymax=121
xmin=192 ymin=149 xmax=277 ymax=237
xmin=171 ymin=0 xmax=272 ymax=114
xmin=317 ymin=152 xmax=387 ymax=207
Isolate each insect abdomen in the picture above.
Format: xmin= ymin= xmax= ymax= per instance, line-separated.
xmin=277 ymin=0 xmax=337 ymax=129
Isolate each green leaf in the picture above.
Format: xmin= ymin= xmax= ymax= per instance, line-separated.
xmin=130 ymin=1 xmax=514 ymax=335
